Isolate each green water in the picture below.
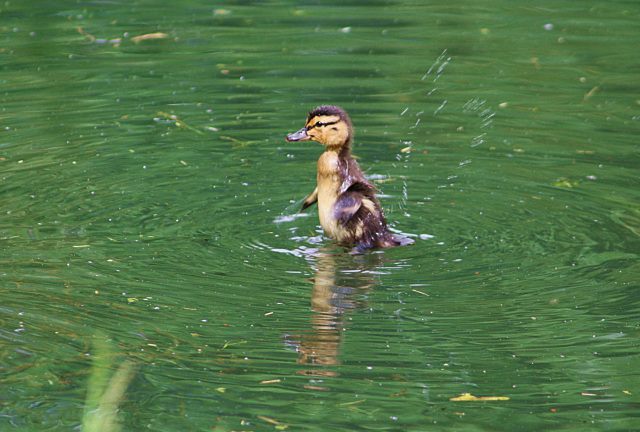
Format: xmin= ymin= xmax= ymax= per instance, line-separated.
xmin=2 ymin=1 xmax=639 ymax=431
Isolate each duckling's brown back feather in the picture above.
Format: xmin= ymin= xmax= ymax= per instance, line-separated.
xmin=333 ymin=156 xmax=399 ymax=249
xmin=335 ymin=181 xmax=399 ymax=249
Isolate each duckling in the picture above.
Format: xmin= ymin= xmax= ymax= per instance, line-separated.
xmin=286 ymin=105 xmax=400 ymax=250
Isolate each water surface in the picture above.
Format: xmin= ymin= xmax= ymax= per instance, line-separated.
xmin=1 ymin=1 xmax=639 ymax=431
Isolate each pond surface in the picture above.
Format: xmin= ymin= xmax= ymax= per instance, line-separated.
xmin=2 ymin=1 xmax=639 ymax=431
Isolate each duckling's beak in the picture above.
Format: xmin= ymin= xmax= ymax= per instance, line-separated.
xmin=286 ymin=127 xmax=310 ymax=142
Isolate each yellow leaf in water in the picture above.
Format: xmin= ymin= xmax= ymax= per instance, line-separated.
xmin=338 ymin=399 xmax=367 ymax=406
xmin=389 ymin=388 xmax=406 ymax=397
xmin=131 ymin=32 xmax=168 ymax=42
xmin=258 ymin=415 xmax=281 ymax=425
xmin=412 ymin=289 xmax=430 ymax=296
xmin=450 ymin=393 xmax=510 ymax=402
xmin=260 ymin=379 xmax=281 ymax=385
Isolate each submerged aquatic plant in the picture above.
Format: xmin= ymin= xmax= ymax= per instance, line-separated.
xmin=82 ymin=333 xmax=137 ymax=432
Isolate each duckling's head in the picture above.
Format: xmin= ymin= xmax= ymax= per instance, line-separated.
xmin=286 ymin=105 xmax=353 ymax=151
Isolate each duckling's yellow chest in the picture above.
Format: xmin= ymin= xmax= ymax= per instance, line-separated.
xmin=316 ymin=151 xmax=345 ymax=239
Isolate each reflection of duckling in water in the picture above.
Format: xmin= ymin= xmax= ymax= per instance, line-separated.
xmin=290 ymin=249 xmax=383 ymax=375
xmin=287 ymin=105 xmax=402 ymax=250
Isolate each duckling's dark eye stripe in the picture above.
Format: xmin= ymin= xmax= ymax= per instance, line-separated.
xmin=309 ymin=120 xmax=339 ymax=129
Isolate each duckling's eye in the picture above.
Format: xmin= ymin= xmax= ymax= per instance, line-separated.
xmin=310 ymin=120 xmax=337 ymax=129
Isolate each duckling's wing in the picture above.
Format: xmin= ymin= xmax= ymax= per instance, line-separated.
xmin=334 ymin=191 xmax=363 ymax=225
xmin=300 ymin=187 xmax=318 ymax=212
xmin=335 ymin=178 xmax=400 ymax=250
xmin=335 ymin=178 xmax=383 ymax=223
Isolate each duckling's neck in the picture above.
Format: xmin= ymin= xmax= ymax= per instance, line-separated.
xmin=317 ymin=148 xmax=341 ymax=177
xmin=319 ymin=144 xmax=351 ymax=175
xmin=327 ymin=143 xmax=351 ymax=158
